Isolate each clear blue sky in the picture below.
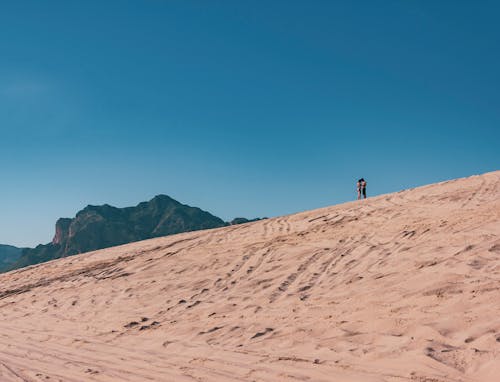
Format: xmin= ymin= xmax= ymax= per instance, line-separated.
xmin=1 ymin=1 xmax=499 ymax=247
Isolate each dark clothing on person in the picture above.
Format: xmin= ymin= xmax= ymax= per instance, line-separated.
xmin=357 ymin=178 xmax=367 ymax=199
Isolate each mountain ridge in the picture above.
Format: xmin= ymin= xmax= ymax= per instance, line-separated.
xmin=8 ymin=194 xmax=228 ymax=272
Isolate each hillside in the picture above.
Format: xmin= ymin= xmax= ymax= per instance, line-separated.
xmin=0 ymin=171 xmax=498 ymax=381
xmin=0 ymin=245 xmax=23 ymax=272
xmin=9 ymin=195 xmax=227 ymax=271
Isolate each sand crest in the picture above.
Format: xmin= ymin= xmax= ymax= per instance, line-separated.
xmin=0 ymin=171 xmax=499 ymax=381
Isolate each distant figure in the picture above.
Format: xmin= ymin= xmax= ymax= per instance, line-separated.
xmin=357 ymin=178 xmax=367 ymax=200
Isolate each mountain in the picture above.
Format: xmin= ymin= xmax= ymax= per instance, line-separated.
xmin=0 ymin=171 xmax=498 ymax=381
xmin=229 ymin=217 xmax=266 ymax=225
xmin=0 ymin=244 xmax=23 ymax=272
xmin=9 ymin=195 xmax=227 ymax=271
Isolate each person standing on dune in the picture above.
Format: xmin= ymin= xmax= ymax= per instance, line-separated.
xmin=357 ymin=178 xmax=367 ymax=200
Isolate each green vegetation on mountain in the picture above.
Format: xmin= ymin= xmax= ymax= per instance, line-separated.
xmin=0 ymin=244 xmax=24 ymax=272
xmin=229 ymin=217 xmax=266 ymax=225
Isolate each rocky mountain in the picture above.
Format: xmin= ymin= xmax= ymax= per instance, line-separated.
xmin=0 ymin=244 xmax=24 ymax=272
xmin=229 ymin=217 xmax=266 ymax=225
xmin=9 ymin=195 xmax=227 ymax=271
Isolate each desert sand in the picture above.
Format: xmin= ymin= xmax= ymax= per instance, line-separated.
xmin=0 ymin=171 xmax=499 ymax=382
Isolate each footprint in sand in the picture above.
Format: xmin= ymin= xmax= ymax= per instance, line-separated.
xmin=251 ymin=328 xmax=274 ymax=339
xmin=198 ymin=326 xmax=223 ymax=335
xmin=124 ymin=321 xmax=139 ymax=328
xmin=139 ymin=321 xmax=160 ymax=330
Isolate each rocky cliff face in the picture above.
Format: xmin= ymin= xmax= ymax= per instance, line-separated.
xmin=52 ymin=218 xmax=72 ymax=245
xmin=9 ymin=195 xmax=227 ymax=271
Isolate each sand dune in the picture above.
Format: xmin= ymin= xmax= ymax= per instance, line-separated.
xmin=0 ymin=171 xmax=499 ymax=381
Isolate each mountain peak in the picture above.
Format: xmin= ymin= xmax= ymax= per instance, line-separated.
xmin=150 ymin=194 xmax=175 ymax=201
xmin=9 ymin=196 xmax=227 ymax=271
xmin=147 ymin=194 xmax=180 ymax=206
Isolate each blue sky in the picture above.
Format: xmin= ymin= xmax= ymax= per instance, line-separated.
xmin=1 ymin=1 xmax=499 ymax=247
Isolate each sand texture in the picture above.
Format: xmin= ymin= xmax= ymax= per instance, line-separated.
xmin=0 ymin=171 xmax=499 ymax=381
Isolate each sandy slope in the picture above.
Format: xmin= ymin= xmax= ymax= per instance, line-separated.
xmin=0 ymin=172 xmax=499 ymax=382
